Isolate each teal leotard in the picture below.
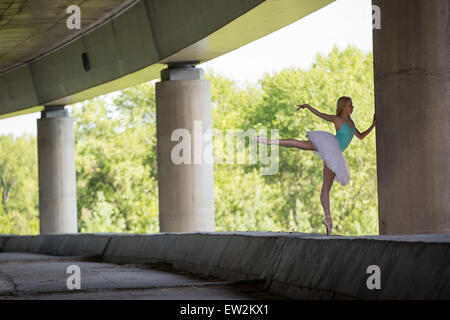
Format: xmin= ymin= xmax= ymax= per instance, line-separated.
xmin=336 ymin=121 xmax=355 ymax=151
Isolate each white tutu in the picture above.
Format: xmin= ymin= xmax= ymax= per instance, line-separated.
xmin=306 ymin=131 xmax=350 ymax=186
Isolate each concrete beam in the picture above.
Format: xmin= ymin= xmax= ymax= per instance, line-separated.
xmin=0 ymin=0 xmax=335 ymax=118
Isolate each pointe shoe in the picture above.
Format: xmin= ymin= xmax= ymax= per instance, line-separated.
xmin=322 ymin=219 xmax=333 ymax=236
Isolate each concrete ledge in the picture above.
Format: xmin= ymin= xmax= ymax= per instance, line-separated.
xmin=0 ymin=234 xmax=111 ymax=257
xmin=0 ymin=236 xmax=7 ymax=250
xmin=0 ymin=232 xmax=449 ymax=299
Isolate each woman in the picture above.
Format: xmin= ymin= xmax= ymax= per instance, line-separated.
xmin=254 ymin=96 xmax=376 ymax=236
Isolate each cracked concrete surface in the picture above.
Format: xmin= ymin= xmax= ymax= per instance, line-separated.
xmin=0 ymin=253 xmax=285 ymax=300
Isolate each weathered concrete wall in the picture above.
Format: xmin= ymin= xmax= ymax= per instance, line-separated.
xmin=373 ymin=0 xmax=450 ymax=234
xmin=0 ymin=234 xmax=110 ymax=257
xmin=0 ymin=232 xmax=449 ymax=299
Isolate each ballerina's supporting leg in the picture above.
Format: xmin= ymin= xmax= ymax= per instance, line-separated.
xmin=254 ymin=136 xmax=316 ymax=151
xmin=320 ymin=162 xmax=335 ymax=236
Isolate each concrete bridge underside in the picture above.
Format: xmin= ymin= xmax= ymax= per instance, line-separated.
xmin=0 ymin=0 xmax=449 ymax=235
xmin=0 ymin=0 xmax=334 ymax=116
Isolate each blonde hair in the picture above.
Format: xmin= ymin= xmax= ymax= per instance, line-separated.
xmin=336 ymin=96 xmax=352 ymax=116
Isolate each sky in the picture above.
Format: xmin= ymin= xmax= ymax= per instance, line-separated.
xmin=0 ymin=0 xmax=373 ymax=137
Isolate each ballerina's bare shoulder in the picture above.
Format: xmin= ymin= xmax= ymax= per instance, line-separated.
xmin=333 ymin=116 xmax=355 ymax=133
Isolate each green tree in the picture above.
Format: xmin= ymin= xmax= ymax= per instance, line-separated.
xmin=0 ymin=134 xmax=39 ymax=234
xmin=74 ymin=83 xmax=159 ymax=233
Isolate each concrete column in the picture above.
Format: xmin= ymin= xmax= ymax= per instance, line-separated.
xmin=155 ymin=65 xmax=215 ymax=232
xmin=37 ymin=106 xmax=78 ymax=234
xmin=373 ymin=0 xmax=450 ymax=234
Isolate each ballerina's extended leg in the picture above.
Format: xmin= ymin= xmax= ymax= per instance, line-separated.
xmin=254 ymin=136 xmax=315 ymax=151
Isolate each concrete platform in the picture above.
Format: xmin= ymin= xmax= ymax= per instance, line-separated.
xmin=0 ymin=253 xmax=284 ymax=300
xmin=0 ymin=232 xmax=449 ymax=299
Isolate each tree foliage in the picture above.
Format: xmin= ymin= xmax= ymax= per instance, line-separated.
xmin=0 ymin=135 xmax=39 ymax=234
xmin=73 ymin=84 xmax=159 ymax=233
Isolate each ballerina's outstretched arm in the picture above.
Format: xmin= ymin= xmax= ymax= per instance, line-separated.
xmin=296 ymin=104 xmax=337 ymax=123
xmin=354 ymin=114 xmax=376 ymax=140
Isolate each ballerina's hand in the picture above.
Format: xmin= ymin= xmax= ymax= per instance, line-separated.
xmin=296 ymin=104 xmax=310 ymax=111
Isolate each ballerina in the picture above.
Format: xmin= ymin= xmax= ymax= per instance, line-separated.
xmin=254 ymin=96 xmax=376 ymax=236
